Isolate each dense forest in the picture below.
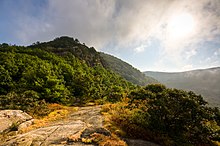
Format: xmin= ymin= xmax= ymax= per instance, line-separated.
xmin=0 ymin=37 xmax=220 ymax=145
xmin=0 ymin=41 xmax=133 ymax=116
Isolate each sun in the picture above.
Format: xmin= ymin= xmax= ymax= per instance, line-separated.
xmin=167 ymin=13 xmax=195 ymax=39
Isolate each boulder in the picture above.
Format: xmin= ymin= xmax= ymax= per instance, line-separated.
xmin=0 ymin=110 xmax=33 ymax=133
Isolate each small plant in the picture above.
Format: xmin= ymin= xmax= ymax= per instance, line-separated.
xmin=9 ymin=122 xmax=19 ymax=131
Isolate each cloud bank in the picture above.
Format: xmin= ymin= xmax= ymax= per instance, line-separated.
xmin=1 ymin=0 xmax=220 ymax=71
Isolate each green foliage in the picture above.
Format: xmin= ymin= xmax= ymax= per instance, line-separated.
xmin=30 ymin=36 xmax=102 ymax=67
xmin=0 ymin=65 xmax=13 ymax=94
xmin=108 ymin=84 xmax=220 ymax=146
xmin=0 ymin=91 xmax=49 ymax=117
xmin=100 ymin=52 xmax=158 ymax=86
xmin=0 ymin=43 xmax=132 ymax=116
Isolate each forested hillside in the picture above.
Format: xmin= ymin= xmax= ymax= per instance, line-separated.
xmin=0 ymin=43 xmax=133 ymax=116
xmin=144 ymin=68 xmax=220 ymax=107
xmin=30 ymin=36 xmax=156 ymax=86
xmin=29 ymin=36 xmax=103 ymax=67
xmin=100 ymin=52 xmax=158 ymax=86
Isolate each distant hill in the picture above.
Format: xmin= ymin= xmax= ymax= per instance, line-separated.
xmin=144 ymin=67 xmax=220 ymax=107
xmin=100 ymin=52 xmax=158 ymax=86
xmin=30 ymin=36 xmax=157 ymax=85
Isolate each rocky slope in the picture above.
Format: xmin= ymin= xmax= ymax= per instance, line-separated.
xmin=1 ymin=106 xmax=103 ymax=145
xmin=0 ymin=106 xmax=159 ymax=146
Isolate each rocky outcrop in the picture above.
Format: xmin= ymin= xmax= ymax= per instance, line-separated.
xmin=1 ymin=106 xmax=160 ymax=146
xmin=2 ymin=120 xmax=89 ymax=146
xmin=1 ymin=106 xmax=104 ymax=146
xmin=0 ymin=110 xmax=33 ymax=133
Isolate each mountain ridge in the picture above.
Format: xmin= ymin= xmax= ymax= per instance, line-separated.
xmin=144 ymin=67 xmax=220 ymax=107
xmin=145 ymin=66 xmax=220 ymax=73
xmin=100 ymin=52 xmax=158 ymax=86
xmin=30 ymin=36 xmax=156 ymax=85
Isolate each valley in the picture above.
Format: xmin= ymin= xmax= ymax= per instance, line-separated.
xmin=144 ymin=67 xmax=220 ymax=107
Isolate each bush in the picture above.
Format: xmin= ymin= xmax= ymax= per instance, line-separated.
xmin=0 ymin=91 xmax=50 ymax=117
xmin=105 ymin=84 xmax=220 ymax=146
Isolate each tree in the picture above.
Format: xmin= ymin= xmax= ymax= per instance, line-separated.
xmin=126 ymin=84 xmax=220 ymax=145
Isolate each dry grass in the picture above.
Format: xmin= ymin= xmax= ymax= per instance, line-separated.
xmin=80 ymin=132 xmax=127 ymax=146
xmin=92 ymin=133 xmax=127 ymax=146
xmin=20 ymin=104 xmax=78 ymax=133
xmin=213 ymin=141 xmax=220 ymax=146
xmin=101 ymin=101 xmax=130 ymax=137
xmin=68 ymin=132 xmax=82 ymax=142
xmin=66 ymin=127 xmax=127 ymax=146
xmin=68 ymin=127 xmax=87 ymax=142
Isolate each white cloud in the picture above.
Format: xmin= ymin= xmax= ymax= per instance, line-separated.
xmin=182 ymin=64 xmax=193 ymax=71
xmin=9 ymin=0 xmax=220 ymax=71
xmin=214 ymin=48 xmax=220 ymax=56
xmin=143 ymin=0 xmax=220 ymax=71
xmin=185 ymin=49 xmax=197 ymax=60
xmin=134 ymin=45 xmax=145 ymax=53
xmin=14 ymin=0 xmax=174 ymax=49
xmin=15 ymin=0 xmax=220 ymax=50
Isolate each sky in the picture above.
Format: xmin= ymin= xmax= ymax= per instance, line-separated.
xmin=0 ymin=0 xmax=220 ymax=72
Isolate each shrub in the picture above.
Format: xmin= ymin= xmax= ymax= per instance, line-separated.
xmin=105 ymin=84 xmax=220 ymax=146
xmin=0 ymin=91 xmax=50 ymax=117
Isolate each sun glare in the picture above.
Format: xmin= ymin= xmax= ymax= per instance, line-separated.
xmin=168 ymin=13 xmax=195 ymax=39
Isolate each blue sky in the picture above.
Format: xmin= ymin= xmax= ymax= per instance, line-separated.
xmin=0 ymin=0 xmax=220 ymax=72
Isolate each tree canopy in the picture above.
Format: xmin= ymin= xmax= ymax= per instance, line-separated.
xmin=0 ymin=44 xmax=133 ymax=116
